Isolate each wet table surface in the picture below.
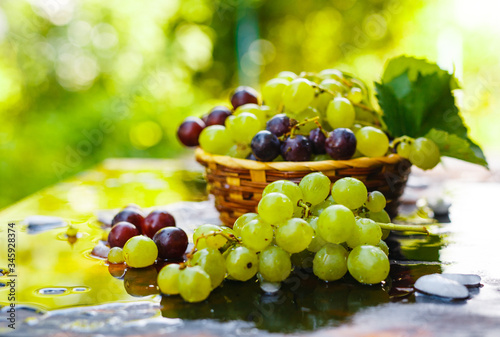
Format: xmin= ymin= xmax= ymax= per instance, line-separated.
xmin=1 ymin=157 xmax=500 ymax=337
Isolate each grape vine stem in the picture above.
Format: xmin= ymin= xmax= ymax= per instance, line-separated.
xmin=376 ymin=222 xmax=429 ymax=234
xmin=186 ymin=232 xmax=240 ymax=260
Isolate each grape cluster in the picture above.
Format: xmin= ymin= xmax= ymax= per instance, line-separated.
xmin=177 ymin=69 xmax=442 ymax=170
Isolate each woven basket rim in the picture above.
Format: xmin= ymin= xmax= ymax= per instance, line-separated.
xmin=195 ymin=147 xmax=406 ymax=171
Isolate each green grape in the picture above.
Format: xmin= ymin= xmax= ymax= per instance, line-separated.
xmin=347 ymin=245 xmax=390 ymax=284
xmin=193 ymin=224 xmax=227 ymax=250
xmin=320 ymin=79 xmax=345 ymax=93
xmin=225 ymin=112 xmax=262 ymax=144
xmin=240 ymin=218 xmax=273 ymax=252
xmin=377 ymin=240 xmax=389 ymax=256
xmin=396 ymin=141 xmax=411 ymax=159
xmin=257 ymin=192 xmax=294 ymax=224
xmin=313 ymin=154 xmax=331 ymax=161
xmin=225 ymin=246 xmax=259 ymax=281
xmin=409 ymin=137 xmax=441 ymax=170
xmin=365 ymin=191 xmax=386 ymax=213
xmin=275 ymin=218 xmax=314 ymax=253
xmin=157 ymin=263 xmax=181 ymax=295
xmin=313 ymin=243 xmax=348 ymax=281
xmin=306 ymin=216 xmax=328 ymax=252
xmin=317 ymin=205 xmax=355 ymax=244
xmin=234 ymin=104 xmax=267 ymax=127
xmin=313 ymin=91 xmax=334 ymax=115
xmin=350 ymin=123 xmax=363 ymax=135
xmin=355 ymin=126 xmax=389 ymax=157
xmin=347 ymin=87 xmax=363 ymax=104
xmin=226 ymin=143 xmax=252 ymax=159
xmin=299 ymin=172 xmax=331 ymax=205
xmin=331 ymin=177 xmax=367 ymax=210
xmin=292 ymin=107 xmax=321 ymax=135
xmin=311 ymin=195 xmax=336 ymax=216
xmin=189 ymin=247 xmax=226 ymax=289
xmin=262 ymin=180 xmax=303 ymax=210
xmin=346 ymin=218 xmax=382 ymax=248
xmin=262 ymin=78 xmax=289 ymax=110
xmin=123 ymin=236 xmax=158 ymax=268
xmin=364 ymin=210 xmax=391 ymax=240
xmin=259 ymin=245 xmax=292 ymax=282
xmin=283 ymin=78 xmax=315 ymax=113
xmin=273 ymin=155 xmax=284 ymax=162
xmin=199 ymin=125 xmax=234 ymax=155
xmin=178 ymin=266 xmax=212 ymax=302
xmin=326 ymin=97 xmax=355 ymax=129
xmin=108 ymin=247 xmax=125 ymax=264
xmin=276 ymin=71 xmax=297 ymax=82
xmin=290 ymin=249 xmax=315 ymax=269
xmin=318 ymin=69 xmax=344 ymax=81
xmin=233 ymin=213 xmax=259 ymax=236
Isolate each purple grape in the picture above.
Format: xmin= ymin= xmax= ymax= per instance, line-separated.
xmin=309 ymin=128 xmax=326 ymax=154
xmin=325 ymin=128 xmax=357 ymax=160
xmin=251 ymin=131 xmax=281 ymax=162
xmin=153 ymin=227 xmax=188 ymax=260
xmin=205 ymin=106 xmax=232 ymax=126
xmin=266 ymin=114 xmax=291 ymax=137
xmin=230 ymin=86 xmax=259 ymax=109
xmin=281 ymin=135 xmax=313 ymax=161
xmin=177 ymin=117 xmax=206 ymax=147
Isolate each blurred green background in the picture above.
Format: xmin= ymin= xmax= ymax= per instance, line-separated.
xmin=1 ymin=0 xmax=499 ymax=209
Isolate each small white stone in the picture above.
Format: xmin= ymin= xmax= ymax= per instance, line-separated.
xmin=260 ymin=281 xmax=281 ymax=293
xmin=440 ymin=273 xmax=481 ymax=287
xmin=414 ymin=274 xmax=469 ymax=300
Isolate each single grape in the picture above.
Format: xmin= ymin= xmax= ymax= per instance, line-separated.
xmin=111 ymin=208 xmax=145 ymax=231
xmin=157 ymin=263 xmax=181 ymax=295
xmin=226 ymin=143 xmax=252 ymax=158
xmin=317 ymin=205 xmax=356 ymax=244
xmin=292 ymin=107 xmax=320 ymax=135
xmin=313 ymin=154 xmax=331 ymax=161
xmin=275 ymin=218 xmax=314 ymax=253
xmin=281 ymin=135 xmax=313 ymax=161
xmin=409 ymin=137 xmax=441 ymax=170
xmin=257 ymin=193 xmax=294 ymax=224
xmin=377 ymin=240 xmax=389 ymax=256
xmin=312 ymin=91 xmax=334 ymax=114
xmin=225 ymin=246 xmax=259 ymax=281
xmin=153 ymin=227 xmax=188 ymax=260
xmin=365 ymin=191 xmax=386 ymax=213
xmin=356 ymin=126 xmax=389 ymax=157
xmin=262 ymin=78 xmax=289 ymax=109
xmin=233 ymin=213 xmax=260 ymax=236
xmin=240 ymin=218 xmax=273 ymax=252
xmin=326 ymin=97 xmax=355 ymax=129
xmin=262 ymin=180 xmax=303 ymax=210
xmin=189 ymin=248 xmax=226 ymax=289
xmin=143 ymin=210 xmax=176 ymax=238
xmin=309 ymin=128 xmax=327 ymax=154
xmin=123 ymin=235 xmax=158 ymax=268
xmin=193 ymin=224 xmax=228 ymax=250
xmin=347 ymin=245 xmax=390 ymax=284
xmin=178 ymin=266 xmax=212 ymax=302
xmin=311 ymin=195 xmax=336 ymax=217
xmin=177 ymin=117 xmax=206 ymax=147
xmin=290 ymin=249 xmax=315 ymax=269
xmin=331 ymin=177 xmax=367 ymax=210
xmin=234 ymin=104 xmax=267 ymax=127
xmin=251 ymin=131 xmax=281 ymax=162
xmin=230 ymin=86 xmax=259 ymax=109
xmin=225 ymin=112 xmax=262 ymax=144
xmin=108 ymin=247 xmax=125 ymax=264
xmin=346 ymin=218 xmax=382 ymax=248
xmin=299 ymin=172 xmax=331 ymax=205
xmin=365 ymin=210 xmax=391 ymax=240
xmin=318 ymin=69 xmax=344 ymax=81
xmin=320 ymin=78 xmax=345 ymax=93
xmin=313 ymin=243 xmax=348 ymax=281
xmin=199 ymin=125 xmax=234 ymax=155
xmin=108 ymin=222 xmax=140 ymax=248
xmin=306 ymin=216 xmax=328 ymax=252
xmin=325 ymin=128 xmax=357 ymax=160
xmin=347 ymin=87 xmax=363 ymax=104
xmin=283 ymin=78 xmax=315 ymax=113
xmin=259 ymin=246 xmax=292 ymax=282
xmin=396 ymin=141 xmax=411 ymax=159
xmin=205 ymin=106 xmax=232 ymax=126
xmin=276 ymin=71 xmax=297 ymax=81
xmin=266 ymin=114 xmax=291 ymax=137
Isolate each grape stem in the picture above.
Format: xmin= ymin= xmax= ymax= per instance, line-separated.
xmin=186 ymin=232 xmax=240 ymax=259
xmin=375 ymin=222 xmax=429 ymax=234
xmin=297 ymin=200 xmax=312 ymax=218
xmin=289 ymin=116 xmax=320 ymax=138
xmin=312 ymin=82 xmax=378 ymax=114
xmin=391 ymin=135 xmax=414 ymax=150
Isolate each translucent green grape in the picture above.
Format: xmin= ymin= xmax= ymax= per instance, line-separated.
xmin=233 ymin=213 xmax=260 ymax=236
xmin=123 ymin=236 xmax=158 ymax=268
xmin=292 ymin=107 xmax=321 ymax=135
xmin=320 ymin=79 xmax=345 ymax=93
xmin=409 ymin=137 xmax=441 ymax=170
xmin=276 ymin=71 xmax=297 ymax=82
xmin=306 ymin=216 xmax=328 ymax=252
xmin=396 ymin=141 xmax=411 ymax=159
xmin=258 ymin=245 xmax=292 ymax=282
xmin=193 ymin=224 xmax=227 ymax=250
xmin=157 ymin=263 xmax=181 ymax=295
xmin=311 ymin=195 xmax=336 ymax=216
xmin=318 ymin=69 xmax=344 ymax=81
xmin=299 ymin=172 xmax=331 ymax=206
xmin=283 ymin=78 xmax=315 ymax=113
xmin=262 ymin=78 xmax=289 ymax=110
xmin=326 ymin=97 xmax=355 ymax=129
xmin=257 ymin=192 xmax=294 ymax=225
xmin=226 ymin=143 xmax=252 ymax=159
xmin=199 ymin=125 xmax=234 ymax=155
xmin=347 ymin=87 xmax=363 ymax=104
xmin=225 ymin=246 xmax=259 ymax=281
xmin=262 ymin=180 xmax=303 ymax=210
xmin=178 ymin=266 xmax=212 ymax=302
xmin=189 ymin=248 xmax=226 ymax=289
xmin=377 ymin=240 xmax=389 ymax=256
xmin=275 ymin=218 xmax=314 ymax=253
xmin=234 ymin=104 xmax=267 ymax=127
xmin=346 ymin=218 xmax=382 ymax=248
xmin=355 ymin=126 xmax=389 ymax=157
xmin=331 ymin=177 xmax=367 ymax=210
xmin=108 ymin=247 xmax=125 ymax=264
xmin=365 ymin=210 xmax=391 ymax=240
xmin=225 ymin=112 xmax=262 ymax=144
xmin=365 ymin=191 xmax=386 ymax=213
xmin=240 ymin=218 xmax=273 ymax=252
xmin=347 ymin=245 xmax=390 ymax=284
xmin=313 ymin=243 xmax=348 ymax=281
xmin=317 ymin=205 xmax=355 ymax=244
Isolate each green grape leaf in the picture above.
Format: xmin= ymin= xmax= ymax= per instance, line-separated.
xmin=425 ymin=129 xmax=488 ymax=168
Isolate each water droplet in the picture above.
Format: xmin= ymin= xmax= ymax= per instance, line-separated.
xmin=37 ymin=287 xmax=69 ymax=296
xmin=71 ymin=287 xmax=90 ymax=293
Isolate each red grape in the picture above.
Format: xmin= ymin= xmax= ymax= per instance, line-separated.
xmin=111 ymin=208 xmax=145 ymax=231
xmin=108 ymin=222 xmax=140 ymax=248
xmin=266 ymin=114 xmax=291 ymax=137
xmin=325 ymin=128 xmax=357 ymax=160
xmin=230 ymin=86 xmax=259 ymax=109
xmin=153 ymin=227 xmax=188 ymax=260
xmin=251 ymin=131 xmax=281 ymax=162
xmin=143 ymin=210 xmax=176 ymax=238
xmin=177 ymin=117 xmax=206 ymax=147
xmin=205 ymin=106 xmax=232 ymax=126
xmin=309 ymin=128 xmax=327 ymax=154
xmin=281 ymin=135 xmax=313 ymax=161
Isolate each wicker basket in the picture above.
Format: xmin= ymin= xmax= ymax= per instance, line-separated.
xmin=195 ymin=148 xmax=411 ymax=227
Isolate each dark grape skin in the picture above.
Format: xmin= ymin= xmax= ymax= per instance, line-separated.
xmin=266 ymin=114 xmax=291 ymax=137
xmin=205 ymin=106 xmax=232 ymax=126
xmin=177 ymin=117 xmax=206 ymax=147
xmin=281 ymin=135 xmax=313 ymax=162
xmin=251 ymin=131 xmax=281 ymax=162
xmin=153 ymin=227 xmax=189 ymax=260
xmin=309 ymin=128 xmax=327 ymax=154
xmin=108 ymin=222 xmax=140 ymax=248
xmin=246 ymin=153 xmax=257 ymax=161
xmin=325 ymin=128 xmax=357 ymax=160
xmin=111 ymin=208 xmax=145 ymax=231
xmin=230 ymin=86 xmax=259 ymax=109
xmin=143 ymin=210 xmax=176 ymax=238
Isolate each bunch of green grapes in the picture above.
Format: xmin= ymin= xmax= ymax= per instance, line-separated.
xmin=395 ymin=137 xmax=441 ymax=170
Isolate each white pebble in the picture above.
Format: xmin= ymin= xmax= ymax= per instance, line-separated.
xmin=440 ymin=273 xmax=481 ymax=287
xmin=414 ymin=274 xmax=469 ymax=300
